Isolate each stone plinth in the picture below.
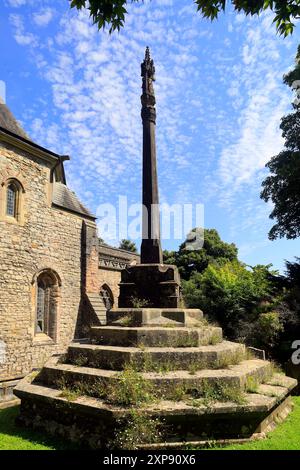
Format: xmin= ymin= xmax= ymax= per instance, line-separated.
xmin=107 ymin=308 xmax=203 ymax=327
xmin=118 ymin=264 xmax=180 ymax=308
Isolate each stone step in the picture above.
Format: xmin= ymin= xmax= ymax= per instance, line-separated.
xmin=65 ymin=341 xmax=246 ymax=371
xmin=39 ymin=357 xmax=273 ymax=399
xmin=107 ymin=308 xmax=203 ymax=327
xmin=86 ymin=293 xmax=107 ymax=325
xmin=13 ymin=375 xmax=297 ymax=448
xmin=90 ymin=325 xmax=223 ymax=347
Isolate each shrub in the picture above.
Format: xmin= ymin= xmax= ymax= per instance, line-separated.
xmin=255 ymin=312 xmax=284 ymax=349
xmin=183 ymin=261 xmax=274 ymax=338
xmin=107 ymin=365 xmax=154 ymax=406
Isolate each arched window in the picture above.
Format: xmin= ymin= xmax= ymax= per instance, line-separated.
xmin=6 ymin=182 xmax=18 ymax=217
xmin=35 ymin=270 xmax=60 ymax=340
xmin=100 ymin=285 xmax=114 ymax=311
xmin=3 ymin=178 xmax=24 ymax=223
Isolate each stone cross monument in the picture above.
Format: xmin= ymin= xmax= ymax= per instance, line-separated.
xmin=140 ymin=47 xmax=163 ymax=264
xmin=118 ymin=48 xmax=180 ymax=308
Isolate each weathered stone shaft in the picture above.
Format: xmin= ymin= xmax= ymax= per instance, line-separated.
xmin=140 ymin=47 xmax=163 ymax=264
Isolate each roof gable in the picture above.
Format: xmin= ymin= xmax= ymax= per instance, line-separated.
xmin=52 ymin=182 xmax=96 ymax=219
xmin=0 ymin=98 xmax=30 ymax=140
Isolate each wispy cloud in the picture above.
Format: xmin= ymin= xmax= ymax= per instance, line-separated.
xmin=9 ymin=14 xmax=38 ymax=46
xmin=3 ymin=0 xmax=300 ymax=264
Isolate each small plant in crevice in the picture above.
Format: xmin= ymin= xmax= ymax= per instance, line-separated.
xmin=69 ymin=353 xmax=89 ymax=367
xmin=59 ymin=388 xmax=81 ymax=402
xmin=106 ymin=364 xmax=155 ymax=407
xmin=186 ymin=380 xmax=246 ymax=407
xmin=167 ymin=384 xmax=188 ymax=401
xmin=188 ymin=361 xmax=205 ymax=375
xmin=113 ymin=411 xmax=164 ymax=450
xmin=214 ymin=349 xmax=246 ymax=369
xmin=245 ymin=376 xmax=259 ymax=393
xmin=130 ymin=296 xmax=151 ymax=308
xmin=209 ymin=332 xmax=221 ymax=346
xmin=117 ymin=315 xmax=135 ymax=327
xmin=136 ymin=354 xmax=175 ymax=374
xmin=173 ymin=335 xmax=198 ymax=348
xmin=270 ymin=361 xmax=284 ymax=376
xmin=137 ymin=341 xmax=147 ymax=350
xmin=56 ymin=377 xmax=81 ymax=402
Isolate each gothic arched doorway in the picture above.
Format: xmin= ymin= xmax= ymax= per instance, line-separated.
xmin=100 ymin=284 xmax=114 ymax=312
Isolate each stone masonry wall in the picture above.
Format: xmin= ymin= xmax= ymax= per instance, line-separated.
xmin=0 ymin=141 xmax=96 ymax=382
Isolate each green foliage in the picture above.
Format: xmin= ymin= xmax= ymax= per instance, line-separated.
xmin=70 ymin=0 xmax=300 ymax=36
xmin=183 ymin=260 xmax=274 ymax=335
xmin=130 ymin=295 xmax=150 ymax=308
xmin=255 ymin=311 xmax=284 ymax=348
xmin=285 ymin=257 xmax=300 ymax=285
xmin=181 ymin=259 xmax=290 ymax=356
xmin=196 ymin=0 xmax=300 ymax=36
xmin=261 ymin=45 xmax=300 ymax=240
xmin=59 ymin=388 xmax=81 ymax=402
xmin=189 ymin=379 xmax=246 ymax=406
xmin=164 ymin=228 xmax=238 ymax=280
xmin=245 ymin=376 xmax=259 ymax=393
xmin=119 ymin=239 xmax=138 ymax=253
xmin=70 ymin=0 xmax=135 ymax=33
xmin=107 ymin=364 xmax=155 ymax=406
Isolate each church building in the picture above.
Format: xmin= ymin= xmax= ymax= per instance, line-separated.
xmin=0 ymin=98 xmax=139 ymax=405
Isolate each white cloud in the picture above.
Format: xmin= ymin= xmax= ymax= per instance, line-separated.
xmin=33 ymin=8 xmax=54 ymax=27
xmin=217 ymin=12 xmax=292 ymax=206
xmin=9 ymin=14 xmax=38 ymax=46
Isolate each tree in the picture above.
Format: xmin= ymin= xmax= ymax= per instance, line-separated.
xmin=182 ymin=260 xmax=282 ymax=346
xmin=285 ymin=256 xmax=300 ymax=285
xmin=119 ymin=239 xmax=138 ymax=252
xmin=70 ymin=0 xmax=300 ymax=36
xmin=163 ymin=228 xmax=238 ymax=280
xmin=261 ymin=46 xmax=300 ymax=240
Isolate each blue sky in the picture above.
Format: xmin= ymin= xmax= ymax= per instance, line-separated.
xmin=0 ymin=0 xmax=300 ymax=272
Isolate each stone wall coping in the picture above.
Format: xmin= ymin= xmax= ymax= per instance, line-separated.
xmin=99 ymin=243 xmax=140 ymax=262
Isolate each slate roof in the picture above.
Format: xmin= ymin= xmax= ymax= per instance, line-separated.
xmin=52 ymin=182 xmax=95 ymax=219
xmin=0 ymin=98 xmax=30 ymax=140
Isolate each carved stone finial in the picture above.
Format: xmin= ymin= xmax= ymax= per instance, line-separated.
xmin=141 ymin=46 xmax=155 ymax=82
xmin=145 ymin=46 xmax=150 ymax=61
xmin=141 ymin=47 xmax=156 ymax=122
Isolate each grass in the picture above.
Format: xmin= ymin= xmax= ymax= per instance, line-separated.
xmin=207 ymin=396 xmax=300 ymax=450
xmin=0 ymin=398 xmax=300 ymax=450
xmin=0 ymin=406 xmax=79 ymax=450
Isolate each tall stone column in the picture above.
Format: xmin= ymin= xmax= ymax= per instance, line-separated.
xmin=118 ymin=48 xmax=180 ymax=308
xmin=140 ymin=47 xmax=163 ymax=264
